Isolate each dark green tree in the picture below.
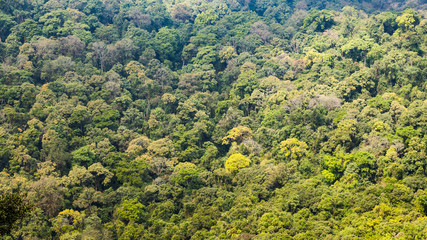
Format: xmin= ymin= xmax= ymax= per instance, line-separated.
xmin=0 ymin=193 xmax=33 ymax=236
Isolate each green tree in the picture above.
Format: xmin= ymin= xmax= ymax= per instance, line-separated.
xmin=115 ymin=157 xmax=151 ymax=187
xmin=92 ymin=109 xmax=120 ymax=130
xmin=72 ymin=145 xmax=95 ymax=167
xmin=321 ymin=154 xmax=347 ymax=184
xmin=194 ymin=9 xmax=219 ymax=28
xmin=0 ymin=127 xmax=10 ymax=171
xmin=0 ymin=12 xmax=16 ymax=41
xmin=302 ymin=10 xmax=335 ymax=32
xmin=192 ymin=46 xmax=218 ymax=66
xmin=170 ymin=162 xmax=201 ymax=188
xmin=154 ymin=27 xmax=180 ymax=63
xmin=341 ymin=37 xmax=375 ymax=63
xmin=116 ymin=199 xmax=145 ymax=223
xmin=230 ymin=68 xmax=259 ymax=100
xmin=69 ymin=106 xmax=91 ymax=133
xmin=39 ymin=10 xmax=70 ymax=37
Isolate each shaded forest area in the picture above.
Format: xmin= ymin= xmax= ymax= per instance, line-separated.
xmin=0 ymin=0 xmax=426 ymax=239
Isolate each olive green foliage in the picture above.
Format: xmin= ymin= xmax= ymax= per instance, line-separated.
xmin=0 ymin=0 xmax=426 ymax=239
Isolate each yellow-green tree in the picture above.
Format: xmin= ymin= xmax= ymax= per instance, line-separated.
xmin=280 ymin=138 xmax=308 ymax=160
xmin=396 ymin=9 xmax=420 ymax=32
xmin=225 ymin=153 xmax=250 ymax=173
xmin=222 ymin=126 xmax=252 ymax=145
xmin=116 ymin=199 xmax=145 ymax=223
xmin=52 ymin=209 xmax=84 ymax=236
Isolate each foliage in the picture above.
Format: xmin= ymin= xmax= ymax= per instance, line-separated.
xmin=0 ymin=1 xmax=426 ymax=239
xmin=302 ymin=10 xmax=335 ymax=32
xmin=0 ymin=193 xmax=32 ymax=235
xmin=116 ymin=199 xmax=145 ymax=223
xmin=51 ymin=209 xmax=84 ymax=236
xmin=225 ymin=153 xmax=251 ymax=173
xmin=222 ymin=126 xmax=252 ymax=145
xmin=280 ymin=138 xmax=308 ymax=160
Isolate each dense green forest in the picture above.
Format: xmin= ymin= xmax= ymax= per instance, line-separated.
xmin=0 ymin=0 xmax=426 ymax=239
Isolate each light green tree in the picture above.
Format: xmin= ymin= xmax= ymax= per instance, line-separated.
xmin=116 ymin=199 xmax=145 ymax=223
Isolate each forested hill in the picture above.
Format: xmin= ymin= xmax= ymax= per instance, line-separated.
xmin=0 ymin=0 xmax=426 ymax=239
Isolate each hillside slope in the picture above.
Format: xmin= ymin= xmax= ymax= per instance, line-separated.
xmin=0 ymin=0 xmax=426 ymax=239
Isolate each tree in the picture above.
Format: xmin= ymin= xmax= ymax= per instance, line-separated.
xmin=0 ymin=193 xmax=32 ymax=236
xmin=219 ymin=46 xmax=237 ymax=63
xmin=250 ymin=21 xmax=271 ymax=44
xmin=72 ymin=187 xmax=102 ymax=209
xmin=192 ymin=46 xmax=218 ymax=66
xmin=222 ymin=126 xmax=252 ymax=145
xmin=280 ymin=138 xmax=308 ymax=161
xmin=63 ymin=165 xmax=92 ymax=187
xmin=321 ymin=155 xmax=347 ymax=184
xmin=326 ymin=119 xmax=360 ymax=152
xmin=126 ymin=136 xmax=151 ymax=157
xmin=88 ymin=162 xmax=113 ymax=190
xmin=0 ymin=127 xmax=10 ymax=172
xmin=302 ymin=10 xmax=335 ymax=32
xmin=91 ymin=41 xmax=107 ymax=72
xmin=182 ymin=43 xmax=198 ymax=66
xmin=114 ymin=157 xmax=151 ymax=187
xmin=154 ymin=27 xmax=180 ymax=63
xmin=28 ymin=176 xmax=64 ymax=218
xmin=352 ymin=151 xmax=377 ymax=182
xmin=225 ymin=153 xmax=250 ymax=173
xmin=128 ymin=8 xmax=151 ymax=29
xmin=40 ymin=56 xmax=76 ymax=82
xmin=51 ymin=209 xmax=84 ymax=236
xmin=41 ymin=129 xmax=69 ymax=171
xmin=39 ymin=10 xmax=69 ymax=37
xmin=8 ymin=145 xmax=37 ymax=174
xmin=58 ymin=35 xmax=85 ymax=59
xmin=0 ymin=12 xmax=16 ymax=41
xmin=147 ymin=138 xmax=175 ymax=158
xmin=72 ymin=145 xmax=95 ymax=167
xmin=69 ymin=105 xmax=91 ymax=133
xmin=116 ymin=198 xmax=145 ymax=224
xmin=396 ymin=9 xmax=420 ymax=32
xmin=113 ymin=38 xmax=138 ymax=64
xmin=194 ymin=9 xmax=219 ymax=28
xmin=230 ymin=68 xmax=259 ymax=100
xmin=92 ymin=109 xmax=120 ymax=130
xmin=341 ymin=37 xmax=374 ymax=63
xmin=171 ymin=3 xmax=193 ymax=22
xmin=170 ymin=162 xmax=201 ymax=188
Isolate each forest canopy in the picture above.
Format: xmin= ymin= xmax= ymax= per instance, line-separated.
xmin=0 ymin=0 xmax=426 ymax=239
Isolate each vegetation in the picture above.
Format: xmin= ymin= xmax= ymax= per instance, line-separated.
xmin=0 ymin=0 xmax=426 ymax=239
xmin=0 ymin=192 xmax=32 ymax=235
